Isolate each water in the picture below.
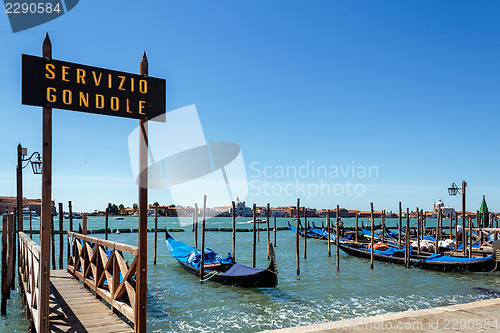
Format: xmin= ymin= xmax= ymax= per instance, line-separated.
xmin=1 ymin=216 xmax=499 ymax=332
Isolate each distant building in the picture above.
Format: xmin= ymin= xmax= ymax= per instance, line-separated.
xmin=230 ymin=197 xmax=252 ymax=217
xmin=0 ymin=196 xmax=55 ymax=215
xmin=431 ymin=199 xmax=456 ymax=218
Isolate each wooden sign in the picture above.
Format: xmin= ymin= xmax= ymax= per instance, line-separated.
xmin=22 ymin=54 xmax=166 ymax=122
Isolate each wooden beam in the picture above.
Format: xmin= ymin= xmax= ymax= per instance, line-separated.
xmin=136 ymin=51 xmax=148 ymax=333
xmin=40 ymin=32 xmax=52 ymax=333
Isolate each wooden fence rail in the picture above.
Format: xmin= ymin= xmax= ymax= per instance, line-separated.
xmin=18 ymin=231 xmax=41 ymax=332
xmin=67 ymin=231 xmax=138 ymax=327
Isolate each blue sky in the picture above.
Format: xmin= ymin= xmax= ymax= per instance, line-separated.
xmin=1 ymin=1 xmax=499 ymax=213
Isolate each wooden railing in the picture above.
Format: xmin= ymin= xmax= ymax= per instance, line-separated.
xmin=18 ymin=231 xmax=41 ymax=332
xmin=67 ymin=231 xmax=138 ymax=326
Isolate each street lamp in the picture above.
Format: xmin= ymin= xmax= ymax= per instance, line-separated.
xmin=448 ymin=180 xmax=467 ymax=257
xmin=17 ymin=144 xmax=42 ymax=233
xmin=23 ymin=151 xmax=42 ymax=174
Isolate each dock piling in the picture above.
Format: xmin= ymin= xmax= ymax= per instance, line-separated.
xmin=200 ymin=195 xmax=207 ymax=283
xmin=232 ymin=201 xmax=236 ymax=261
xmin=58 ymin=203 xmax=63 ymax=269
xmin=370 ymin=203 xmax=374 ymax=270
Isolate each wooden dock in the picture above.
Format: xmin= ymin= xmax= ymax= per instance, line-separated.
xmin=49 ymin=270 xmax=133 ymax=333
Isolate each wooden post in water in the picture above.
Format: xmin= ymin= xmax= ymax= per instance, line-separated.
xmin=6 ymin=214 xmax=14 ymax=293
xmin=29 ymin=210 xmax=32 ymax=238
xmin=495 ymin=216 xmax=498 ymax=241
xmin=370 ymin=203 xmax=374 ymax=270
xmin=398 ymin=202 xmax=402 ymax=249
xmin=468 ymin=216 xmax=472 ymax=258
xmin=449 ymin=214 xmax=453 ymax=241
xmin=154 ymin=205 xmax=158 ymax=265
xmin=296 ymin=199 xmax=300 ymax=276
xmin=381 ymin=210 xmax=385 ymax=242
xmin=303 ymin=207 xmax=307 ymax=260
xmin=11 ymin=211 xmax=16 ymax=290
xmin=1 ymin=215 xmax=7 ymax=314
xmin=58 ymin=202 xmax=63 ymax=269
xmin=232 ymin=201 xmax=236 ymax=261
xmin=200 ymin=195 xmax=207 ymax=282
xmin=416 ymin=207 xmax=420 ymax=255
xmin=273 ymin=216 xmax=277 ymax=247
xmin=336 ymin=205 xmax=340 ymax=272
xmin=194 ymin=203 xmax=198 ymax=248
xmin=105 ymin=207 xmax=109 ymax=240
xmin=355 ymin=213 xmax=358 ymax=243
xmin=252 ymin=203 xmax=257 ymax=268
xmin=327 ymin=210 xmax=331 ymax=257
xmin=267 ymin=203 xmax=271 ymax=259
xmin=82 ymin=214 xmax=87 ymax=235
xmin=405 ymin=208 xmax=410 ymax=267
xmin=51 ymin=213 xmax=55 ymax=270
xmin=257 ymin=205 xmax=260 ymax=242
xmin=68 ymin=201 xmax=73 ymax=264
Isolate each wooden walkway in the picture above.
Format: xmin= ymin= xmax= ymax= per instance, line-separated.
xmin=49 ymin=270 xmax=133 ymax=333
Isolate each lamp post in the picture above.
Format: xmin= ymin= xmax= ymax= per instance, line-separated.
xmin=448 ymin=181 xmax=466 ymax=257
xmin=17 ymin=145 xmax=42 ymax=225
xmin=16 ymin=144 xmax=42 ymax=283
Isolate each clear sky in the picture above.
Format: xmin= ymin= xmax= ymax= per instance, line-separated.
xmin=1 ymin=1 xmax=499 ymax=213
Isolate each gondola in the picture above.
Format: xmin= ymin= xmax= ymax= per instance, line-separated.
xmin=165 ymin=231 xmax=278 ymax=287
xmin=287 ymin=222 xmax=323 ymax=239
xmin=337 ymin=241 xmax=499 ymax=273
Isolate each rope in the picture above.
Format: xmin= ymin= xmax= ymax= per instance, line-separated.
xmin=199 ymin=270 xmax=218 ymax=282
xmin=409 ymin=258 xmax=424 ymax=268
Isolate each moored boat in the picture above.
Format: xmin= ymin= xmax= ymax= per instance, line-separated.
xmin=165 ymin=231 xmax=278 ymax=287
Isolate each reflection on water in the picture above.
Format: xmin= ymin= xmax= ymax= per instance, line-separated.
xmin=2 ymin=216 xmax=499 ymax=332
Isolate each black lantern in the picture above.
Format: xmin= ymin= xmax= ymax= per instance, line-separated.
xmin=23 ymin=152 xmax=42 ymax=175
xmin=30 ymin=153 xmax=42 ymax=174
xmin=448 ymin=183 xmax=459 ymax=196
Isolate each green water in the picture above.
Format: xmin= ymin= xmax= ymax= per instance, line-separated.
xmin=1 ymin=216 xmax=499 ymax=332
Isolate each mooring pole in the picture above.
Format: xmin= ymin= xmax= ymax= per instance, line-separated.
xmin=370 ymin=204 xmax=374 ymax=269
xmin=136 ymin=52 xmax=149 ymax=333
xmin=58 ymin=202 xmax=63 ymax=269
xmin=467 ymin=216 xmax=472 ymax=258
xmin=68 ymin=201 xmax=73 ymax=264
xmin=200 ymin=195 xmax=207 ymax=282
xmin=398 ymin=202 xmax=402 ymax=249
xmin=405 ymin=208 xmax=410 ymax=266
xmin=416 ymin=207 xmax=420 ymax=255
xmin=273 ymin=216 xmax=277 ymax=247
xmin=252 ymin=203 xmax=256 ymax=267
xmin=296 ymin=199 xmax=300 ymax=276
xmin=355 ymin=213 xmax=359 ymax=243
xmin=194 ymin=203 xmax=198 ymax=248
xmin=327 ymin=210 xmax=331 ymax=257
xmin=303 ymin=207 xmax=307 ymax=260
xmin=154 ymin=205 xmax=158 ymax=265
xmin=336 ymin=205 xmax=340 ymax=272
xmin=8 ymin=213 xmax=15 ymax=291
xmin=462 ymin=180 xmax=467 ymax=257
xmin=105 ymin=207 xmax=109 ymax=240
xmin=232 ymin=201 xmax=236 ymax=262
xmin=51 ymin=213 xmax=55 ymax=270
xmin=267 ymin=203 xmax=271 ymax=259
xmin=1 ymin=215 xmax=8 ymax=314
xmin=29 ymin=210 xmax=32 ymax=239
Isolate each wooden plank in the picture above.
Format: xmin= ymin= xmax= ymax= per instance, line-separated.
xmin=49 ymin=269 xmax=133 ymax=332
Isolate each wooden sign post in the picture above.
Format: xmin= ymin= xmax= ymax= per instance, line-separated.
xmin=22 ymin=34 xmax=166 ymax=333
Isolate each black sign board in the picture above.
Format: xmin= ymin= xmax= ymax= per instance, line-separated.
xmin=22 ymin=54 xmax=166 ymax=122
